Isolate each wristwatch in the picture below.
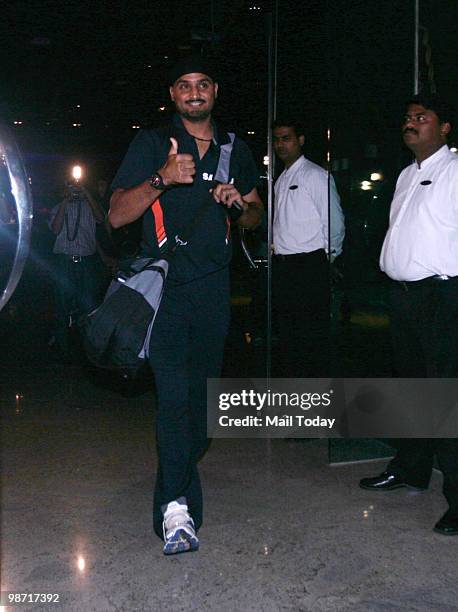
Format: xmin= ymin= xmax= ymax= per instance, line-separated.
xmin=149 ymin=172 xmax=167 ymax=191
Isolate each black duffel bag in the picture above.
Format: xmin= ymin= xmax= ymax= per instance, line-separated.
xmin=79 ymin=257 xmax=168 ymax=377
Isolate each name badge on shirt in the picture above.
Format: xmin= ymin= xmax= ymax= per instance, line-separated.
xmin=289 ymin=185 xmax=298 ymax=190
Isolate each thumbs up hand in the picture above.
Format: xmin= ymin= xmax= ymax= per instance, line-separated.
xmin=157 ymin=138 xmax=195 ymax=187
xmin=168 ymin=137 xmax=178 ymax=157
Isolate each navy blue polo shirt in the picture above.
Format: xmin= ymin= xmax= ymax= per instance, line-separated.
xmin=111 ymin=114 xmax=259 ymax=283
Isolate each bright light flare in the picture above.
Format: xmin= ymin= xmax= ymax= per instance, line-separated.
xmin=77 ymin=556 xmax=86 ymax=572
xmin=370 ymin=172 xmax=383 ymax=181
xmin=72 ymin=166 xmax=83 ymax=181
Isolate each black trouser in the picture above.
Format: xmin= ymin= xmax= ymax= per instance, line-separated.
xmin=148 ymin=269 xmax=230 ymax=539
xmin=53 ymin=254 xmax=100 ymax=354
xmin=387 ymin=277 xmax=458 ymax=512
xmin=273 ymin=249 xmax=330 ymax=378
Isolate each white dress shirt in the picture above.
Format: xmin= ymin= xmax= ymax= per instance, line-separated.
xmin=273 ymin=156 xmax=345 ymax=259
xmin=380 ymin=145 xmax=458 ymax=281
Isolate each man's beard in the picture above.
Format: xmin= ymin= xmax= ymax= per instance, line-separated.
xmin=179 ymin=108 xmax=212 ymax=122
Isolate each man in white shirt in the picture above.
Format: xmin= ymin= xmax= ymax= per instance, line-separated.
xmin=360 ymin=94 xmax=458 ymax=536
xmin=272 ymin=119 xmax=344 ymax=377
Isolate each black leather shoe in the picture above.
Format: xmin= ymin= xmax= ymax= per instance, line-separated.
xmin=359 ymin=471 xmax=427 ymax=491
xmin=433 ymin=511 xmax=458 ymax=536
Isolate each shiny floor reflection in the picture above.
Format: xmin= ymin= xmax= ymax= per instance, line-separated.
xmin=1 ymin=365 xmax=457 ymax=612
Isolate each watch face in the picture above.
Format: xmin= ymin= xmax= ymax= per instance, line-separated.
xmin=151 ymin=174 xmax=163 ymax=189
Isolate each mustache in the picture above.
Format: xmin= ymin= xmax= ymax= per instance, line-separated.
xmin=403 ymin=127 xmax=418 ymax=135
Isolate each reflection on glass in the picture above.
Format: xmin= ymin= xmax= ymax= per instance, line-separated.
xmin=77 ymin=556 xmax=86 ymax=572
xmin=15 ymin=393 xmax=23 ymax=414
xmin=0 ymin=124 xmax=33 ymax=314
xmin=1 ymin=157 xmax=19 ymax=310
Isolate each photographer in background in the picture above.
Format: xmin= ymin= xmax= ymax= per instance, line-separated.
xmin=49 ymin=170 xmax=109 ymax=361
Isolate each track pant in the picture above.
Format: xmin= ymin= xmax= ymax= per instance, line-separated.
xmin=148 ymin=268 xmax=230 ymax=538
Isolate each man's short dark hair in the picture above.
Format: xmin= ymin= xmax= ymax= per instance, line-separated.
xmin=406 ymin=93 xmax=454 ymax=127
xmin=271 ymin=119 xmax=305 ymax=138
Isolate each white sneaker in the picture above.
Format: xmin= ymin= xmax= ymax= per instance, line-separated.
xmin=162 ymin=499 xmax=199 ymax=555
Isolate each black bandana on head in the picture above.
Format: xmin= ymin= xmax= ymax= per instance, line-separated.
xmin=168 ymin=55 xmax=217 ymax=85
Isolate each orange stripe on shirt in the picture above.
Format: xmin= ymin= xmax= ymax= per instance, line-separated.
xmin=151 ymin=199 xmax=167 ymax=247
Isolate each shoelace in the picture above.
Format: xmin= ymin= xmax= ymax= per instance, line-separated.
xmin=164 ymin=508 xmax=191 ymax=535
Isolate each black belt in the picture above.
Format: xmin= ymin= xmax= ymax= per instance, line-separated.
xmin=273 ymin=248 xmax=326 ymax=262
xmin=395 ymin=275 xmax=456 ymax=291
xmin=58 ymin=254 xmax=93 ymax=263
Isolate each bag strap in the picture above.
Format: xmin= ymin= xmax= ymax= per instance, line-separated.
xmin=214 ymin=132 xmax=235 ymax=184
xmin=153 ymin=130 xmax=237 ymax=259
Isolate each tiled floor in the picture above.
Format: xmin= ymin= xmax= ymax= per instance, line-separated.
xmin=1 ymin=364 xmax=457 ymax=612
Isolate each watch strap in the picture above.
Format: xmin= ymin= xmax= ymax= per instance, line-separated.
xmin=150 ymin=172 xmax=167 ymax=191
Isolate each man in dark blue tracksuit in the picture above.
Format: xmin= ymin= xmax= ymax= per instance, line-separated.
xmin=109 ymin=56 xmax=263 ymax=554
